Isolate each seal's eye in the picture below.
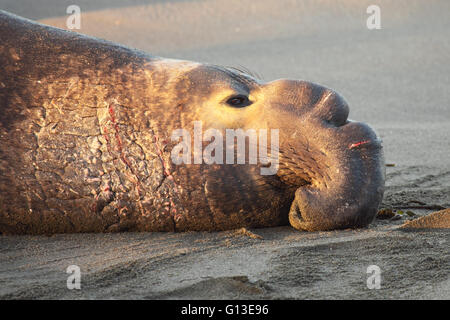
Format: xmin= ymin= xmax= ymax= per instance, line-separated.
xmin=226 ymin=95 xmax=252 ymax=108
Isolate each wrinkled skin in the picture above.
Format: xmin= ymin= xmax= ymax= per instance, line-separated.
xmin=0 ymin=11 xmax=385 ymax=234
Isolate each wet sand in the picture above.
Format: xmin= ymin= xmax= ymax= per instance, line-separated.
xmin=0 ymin=0 xmax=449 ymax=299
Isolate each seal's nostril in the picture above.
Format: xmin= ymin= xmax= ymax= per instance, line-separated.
xmin=288 ymin=199 xmax=306 ymax=231
xmin=294 ymin=203 xmax=303 ymax=220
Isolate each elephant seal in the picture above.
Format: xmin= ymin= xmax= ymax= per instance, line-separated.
xmin=0 ymin=10 xmax=385 ymax=234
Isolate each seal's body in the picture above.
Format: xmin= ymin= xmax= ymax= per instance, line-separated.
xmin=0 ymin=11 xmax=385 ymax=234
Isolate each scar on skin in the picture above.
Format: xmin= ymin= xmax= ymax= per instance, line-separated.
xmin=349 ymin=140 xmax=370 ymax=149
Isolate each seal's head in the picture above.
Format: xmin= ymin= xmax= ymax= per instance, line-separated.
xmin=163 ymin=62 xmax=385 ymax=231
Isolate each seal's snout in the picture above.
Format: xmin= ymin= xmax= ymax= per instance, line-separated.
xmin=286 ymin=106 xmax=385 ymax=231
xmin=264 ymin=80 xmax=385 ymax=231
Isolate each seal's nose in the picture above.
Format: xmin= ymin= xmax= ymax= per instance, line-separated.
xmin=312 ymin=88 xmax=349 ymax=127
xmin=265 ymin=80 xmax=350 ymax=127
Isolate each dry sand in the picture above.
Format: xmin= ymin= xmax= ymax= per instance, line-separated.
xmin=0 ymin=0 xmax=449 ymax=299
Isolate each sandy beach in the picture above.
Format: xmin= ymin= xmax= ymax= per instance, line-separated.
xmin=0 ymin=0 xmax=449 ymax=299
